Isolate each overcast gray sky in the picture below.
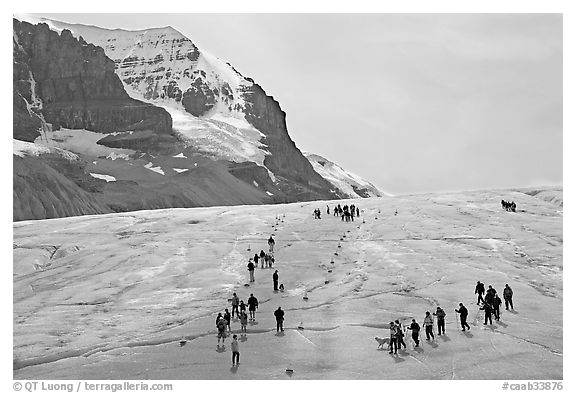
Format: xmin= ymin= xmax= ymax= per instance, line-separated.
xmin=36 ymin=13 xmax=562 ymax=195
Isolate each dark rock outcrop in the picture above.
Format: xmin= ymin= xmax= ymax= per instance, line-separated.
xmin=13 ymin=155 xmax=113 ymax=221
xmin=181 ymin=78 xmax=217 ymax=116
xmin=242 ymin=83 xmax=344 ymax=199
xmin=13 ymin=19 xmax=172 ymax=141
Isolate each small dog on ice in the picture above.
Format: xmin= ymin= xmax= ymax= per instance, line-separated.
xmin=375 ymin=337 xmax=390 ymax=349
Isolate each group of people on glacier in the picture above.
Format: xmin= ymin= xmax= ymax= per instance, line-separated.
xmin=214 ymin=206 xmax=518 ymax=365
xmin=327 ymin=203 xmax=360 ymax=222
xmin=386 ymin=283 xmax=514 ymax=354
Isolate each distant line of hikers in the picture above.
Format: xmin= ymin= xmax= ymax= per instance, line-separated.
xmin=324 ymin=204 xmax=360 ymax=222
xmin=501 ymin=200 xmax=517 ymax=212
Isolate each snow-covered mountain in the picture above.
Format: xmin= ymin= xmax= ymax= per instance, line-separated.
xmin=304 ymin=152 xmax=390 ymax=198
xmin=13 ymin=15 xmax=386 ymax=221
xmin=37 ymin=19 xmax=270 ymax=168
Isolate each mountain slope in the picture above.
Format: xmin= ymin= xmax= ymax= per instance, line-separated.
xmin=304 ymin=152 xmax=390 ymax=198
xmin=32 ymin=17 xmax=346 ymax=201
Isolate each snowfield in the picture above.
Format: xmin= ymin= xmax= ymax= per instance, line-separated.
xmin=12 ymin=189 xmax=562 ymax=379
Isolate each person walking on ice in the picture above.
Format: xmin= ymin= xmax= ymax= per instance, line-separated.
xmin=394 ymin=320 xmax=407 ymax=350
xmin=423 ymin=312 xmax=435 ymax=340
xmin=433 ymin=306 xmax=446 ymax=335
xmin=217 ymin=317 xmax=227 ymax=346
xmin=492 ymin=294 xmax=502 ymax=321
xmin=455 ymin=303 xmax=471 ymax=331
xmin=223 ymin=309 xmax=232 ymax=332
xmin=388 ymin=322 xmax=398 ymax=354
xmin=485 ymin=285 xmax=496 ymax=306
xmin=475 ymin=281 xmax=485 ymax=305
xmin=480 ymin=301 xmax=493 ymax=325
xmin=240 ymin=311 xmax=248 ymax=334
xmin=273 ymin=270 xmax=279 ymax=291
xmin=231 ymin=334 xmax=240 ymax=366
xmin=231 ymin=293 xmax=240 ymax=319
xmin=247 ymin=259 xmax=255 ymax=282
xmin=503 ymin=284 xmax=514 ymax=310
xmin=274 ymin=307 xmax=285 ymax=332
xmin=268 ymin=235 xmax=275 ymax=253
xmin=407 ymin=319 xmax=421 ymax=347
xmin=247 ymin=293 xmax=259 ymax=321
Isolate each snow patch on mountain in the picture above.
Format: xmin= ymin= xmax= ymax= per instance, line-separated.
xmin=144 ymin=162 xmax=165 ymax=176
xmin=304 ymin=152 xmax=390 ymax=198
xmin=89 ymin=173 xmax=116 ymax=182
xmin=14 ymin=14 xmax=64 ymax=33
xmin=13 ymin=139 xmax=78 ymax=161
xmin=158 ymin=104 xmax=269 ymax=166
xmin=33 ymin=128 xmax=135 ymax=161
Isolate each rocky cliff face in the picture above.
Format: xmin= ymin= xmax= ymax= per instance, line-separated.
xmin=243 ymin=83 xmax=321 ymax=185
xmin=13 ymin=19 xmax=172 ymax=141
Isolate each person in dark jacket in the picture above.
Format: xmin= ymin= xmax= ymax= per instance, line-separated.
xmin=406 ymin=319 xmax=420 ymax=347
xmin=394 ymin=320 xmax=407 ymax=350
xmin=260 ymin=249 xmax=266 ymax=263
xmin=217 ymin=317 xmax=227 ymax=346
xmin=268 ymin=236 xmax=275 ymax=252
xmin=492 ymin=294 xmax=502 ymax=320
xmin=480 ymin=301 xmax=493 ymax=325
xmin=433 ymin=307 xmax=446 ymax=335
xmin=455 ymin=303 xmax=471 ymax=331
xmin=274 ymin=307 xmax=285 ymax=332
xmin=231 ymin=293 xmax=240 ymax=318
xmin=224 ymin=309 xmax=232 ymax=332
xmin=503 ymin=284 xmax=514 ymax=310
xmin=247 ymin=259 xmax=255 ymax=282
xmin=475 ymin=281 xmax=485 ymax=305
xmin=388 ymin=322 xmax=398 ymax=354
xmin=273 ymin=270 xmax=279 ymax=291
xmin=247 ymin=294 xmax=258 ymax=321
xmin=254 ymin=253 xmax=260 ymax=268
xmin=485 ymin=285 xmax=496 ymax=305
